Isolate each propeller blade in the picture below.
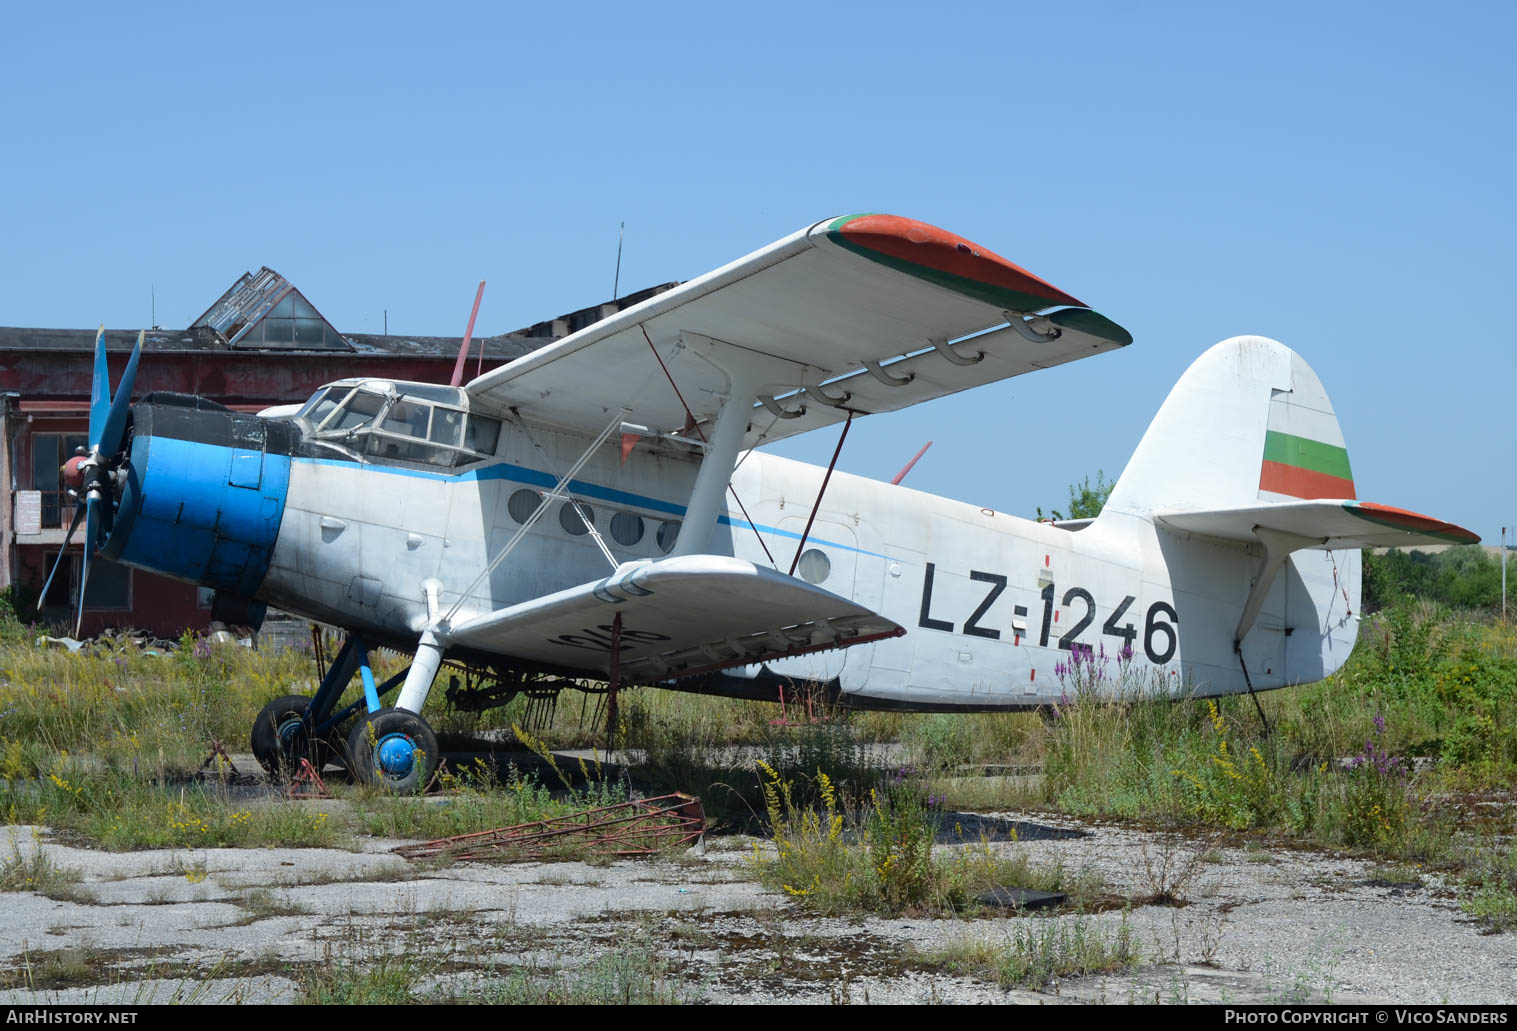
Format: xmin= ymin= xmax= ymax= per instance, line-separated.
xmin=75 ymin=495 xmax=98 ymax=638
xmin=88 ymin=325 xmax=111 ymax=451
xmin=97 ymin=330 xmax=143 ymax=457
xmin=36 ymin=503 xmax=85 ymax=615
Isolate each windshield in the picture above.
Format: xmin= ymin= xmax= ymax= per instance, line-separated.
xmin=324 ymin=390 xmax=386 ymax=432
xmin=303 ymin=383 xmax=501 ymax=467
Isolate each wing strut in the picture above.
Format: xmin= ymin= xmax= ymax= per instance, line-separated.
xmin=636 ymin=324 xmax=776 ymax=564
xmin=442 ymin=408 xmax=627 ymax=624
xmin=1232 ymin=526 xmax=1320 ymax=735
xmin=788 ymin=410 xmax=854 ymax=576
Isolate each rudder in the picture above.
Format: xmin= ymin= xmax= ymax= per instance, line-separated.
xmin=1105 ymin=336 xmax=1354 ymax=518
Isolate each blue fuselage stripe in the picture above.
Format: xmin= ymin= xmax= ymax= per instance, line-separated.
xmin=293 ymin=456 xmax=897 ymax=562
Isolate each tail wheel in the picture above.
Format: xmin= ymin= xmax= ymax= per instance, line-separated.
xmin=251 ymin=694 xmax=342 ymax=780
xmin=347 ymin=708 xmax=438 ymax=793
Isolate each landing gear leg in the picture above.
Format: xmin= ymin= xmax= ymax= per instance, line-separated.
xmin=348 ymin=630 xmax=444 ymax=791
xmin=252 ymin=635 xmax=363 ymax=779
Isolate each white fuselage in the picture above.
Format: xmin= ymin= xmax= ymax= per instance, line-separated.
xmin=257 ymin=416 xmax=1360 ymax=709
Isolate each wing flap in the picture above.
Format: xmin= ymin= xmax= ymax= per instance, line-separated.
xmin=1157 ymin=500 xmax=1480 ymax=549
xmin=466 ymin=214 xmax=1130 ymax=447
xmin=444 ymin=555 xmax=903 ymax=681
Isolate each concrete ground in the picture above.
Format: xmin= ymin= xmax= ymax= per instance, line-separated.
xmin=0 ymin=789 xmax=1511 ymax=1005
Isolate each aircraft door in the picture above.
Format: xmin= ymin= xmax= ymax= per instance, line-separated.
xmin=764 ymin=516 xmax=861 ymax=684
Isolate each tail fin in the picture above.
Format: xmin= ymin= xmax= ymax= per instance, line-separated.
xmin=1099 ymin=336 xmax=1476 ymax=696
xmin=1105 ymin=335 xmax=1476 ymax=550
xmin=1106 ymin=336 xmax=1355 ymax=518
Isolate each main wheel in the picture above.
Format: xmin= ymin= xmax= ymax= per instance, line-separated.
xmin=251 ymin=694 xmax=322 ymax=780
xmin=347 ymin=708 xmax=439 ymax=793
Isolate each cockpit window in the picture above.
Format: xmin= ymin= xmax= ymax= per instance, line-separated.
xmin=299 ymin=388 xmax=343 ymax=430
xmin=305 ymin=382 xmax=502 ymax=468
xmin=429 ymin=407 xmax=464 ymax=447
xmin=465 ymin=415 xmax=500 ymax=454
xmin=382 ymin=399 xmax=431 ymax=439
xmin=326 ymin=390 xmax=386 ymax=432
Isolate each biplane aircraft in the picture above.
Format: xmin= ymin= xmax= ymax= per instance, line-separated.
xmin=47 ymin=214 xmax=1478 ymax=789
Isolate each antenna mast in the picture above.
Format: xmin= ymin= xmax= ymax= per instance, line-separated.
xmin=612 ymin=222 xmax=624 ymax=299
xmin=448 ymin=280 xmax=487 ymax=387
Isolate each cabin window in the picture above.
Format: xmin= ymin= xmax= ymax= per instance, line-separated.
xmin=507 ymin=489 xmax=540 ymax=524
xmin=796 ymin=548 xmax=831 ymax=585
xmin=656 ymin=520 xmax=680 ymax=554
xmin=560 ymin=501 xmax=594 ymax=536
xmin=610 ymin=511 xmax=644 ymax=546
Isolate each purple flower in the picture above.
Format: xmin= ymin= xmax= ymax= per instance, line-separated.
xmin=1373 ymin=713 xmax=1386 ymax=735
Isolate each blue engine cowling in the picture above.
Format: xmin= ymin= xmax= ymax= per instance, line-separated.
xmin=101 ymin=394 xmax=292 ymax=598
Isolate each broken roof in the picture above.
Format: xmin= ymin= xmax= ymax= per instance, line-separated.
xmin=0 ymin=273 xmax=679 ymax=360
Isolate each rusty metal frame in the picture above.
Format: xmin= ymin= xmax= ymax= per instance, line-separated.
xmin=393 ymin=793 xmax=704 ymax=862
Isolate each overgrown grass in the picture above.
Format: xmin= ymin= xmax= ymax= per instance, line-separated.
xmin=461 ymin=950 xmax=703 ymax=1005
xmin=748 ymin=761 xmax=1102 ymax=916
xmin=352 ymin=749 xmax=624 ymax=843
xmin=0 ymin=832 xmax=85 ymax=898
xmin=918 ymin=915 xmax=1138 ymax=990
xmin=1028 ymin=610 xmax=1516 ymax=865
xmin=0 ymin=756 xmax=343 ymax=850
xmin=624 ymin=704 xmax=887 ymax=828
xmin=1458 ymin=838 xmax=1517 ymax=933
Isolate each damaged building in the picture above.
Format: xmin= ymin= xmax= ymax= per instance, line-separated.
xmin=0 ymin=269 xmax=673 ymax=636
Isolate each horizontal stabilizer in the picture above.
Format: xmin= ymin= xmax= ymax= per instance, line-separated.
xmin=1157 ymin=500 xmax=1479 ymax=550
xmin=443 ymin=555 xmax=903 ymax=681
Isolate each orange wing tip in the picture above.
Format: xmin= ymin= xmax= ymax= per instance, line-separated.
xmin=1346 ymin=502 xmax=1480 ymax=545
xmin=823 ymin=213 xmax=1086 ymax=312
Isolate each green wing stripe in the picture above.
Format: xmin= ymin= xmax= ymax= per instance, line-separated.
xmin=1262 ymin=431 xmax=1353 ymax=482
xmin=826 ymin=231 xmax=1069 ymax=314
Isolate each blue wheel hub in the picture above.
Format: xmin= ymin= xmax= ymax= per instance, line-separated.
xmin=376 ymin=733 xmax=416 ymax=777
xmin=277 ymin=718 xmax=306 ymax=751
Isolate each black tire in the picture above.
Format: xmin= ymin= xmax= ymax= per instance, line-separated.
xmin=346 ymin=708 xmax=438 ymax=793
xmin=251 ymin=694 xmax=317 ymax=780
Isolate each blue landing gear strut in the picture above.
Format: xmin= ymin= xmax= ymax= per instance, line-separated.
xmin=250 ymin=632 xmax=411 ymax=781
xmin=340 ymin=635 xmax=442 ymax=793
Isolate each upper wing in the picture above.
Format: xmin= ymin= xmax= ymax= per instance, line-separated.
xmin=1157 ymin=500 xmax=1480 ymax=549
xmin=443 ymin=554 xmax=903 ymax=681
xmin=466 ymin=214 xmax=1131 ymax=448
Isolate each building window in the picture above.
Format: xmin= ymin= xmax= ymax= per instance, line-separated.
xmin=42 ymin=556 xmax=132 ymax=611
xmin=31 ymin=432 xmax=87 ymax=528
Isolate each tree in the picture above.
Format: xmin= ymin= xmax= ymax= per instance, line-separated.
xmin=1037 ymin=470 xmax=1114 ymax=522
xmin=1360 ymin=545 xmax=1504 ymax=612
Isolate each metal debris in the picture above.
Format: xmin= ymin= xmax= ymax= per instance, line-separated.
xmin=286 ymin=758 xmax=331 ymax=799
xmin=394 ymin=793 xmax=704 ymax=862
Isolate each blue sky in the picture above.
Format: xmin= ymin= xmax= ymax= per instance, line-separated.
xmin=3 ymin=1 xmax=1512 ymax=543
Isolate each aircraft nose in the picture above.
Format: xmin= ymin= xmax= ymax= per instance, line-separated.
xmin=100 ymin=396 xmax=292 ymax=597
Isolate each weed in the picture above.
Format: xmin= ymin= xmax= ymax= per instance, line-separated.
xmin=1136 ymin=830 xmax=1223 ymax=906
xmin=748 ymin=761 xmax=1098 ymax=916
xmin=1457 ymin=838 xmax=1517 ymax=933
xmin=238 ymin=887 xmax=312 ymax=921
xmin=468 ymin=948 xmax=703 ymax=1004
xmin=0 ymin=833 xmax=84 ymax=898
xmin=920 ymin=913 xmax=1137 ymax=990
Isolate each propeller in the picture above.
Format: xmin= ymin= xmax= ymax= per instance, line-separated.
xmin=38 ymin=326 xmax=144 ymax=636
